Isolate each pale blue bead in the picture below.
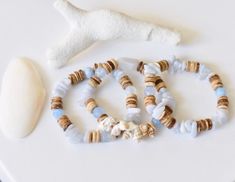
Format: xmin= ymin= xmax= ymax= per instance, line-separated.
xmin=112 ymin=70 xmax=124 ymax=80
xmin=215 ymin=87 xmax=226 ymax=97
xmin=95 ymin=67 xmax=107 ymax=78
xmin=144 ymin=86 xmax=156 ymax=96
xmin=52 ymin=109 xmax=64 ymax=120
xmin=151 ymin=118 xmax=162 ymax=128
xmin=125 ymin=86 xmax=137 ymax=95
xmin=92 ymin=107 xmax=106 ymax=118
xmin=101 ymin=131 xmax=113 ymax=142
xmin=84 ymin=67 xmax=94 ymax=78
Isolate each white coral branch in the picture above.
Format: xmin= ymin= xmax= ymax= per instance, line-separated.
xmin=48 ymin=0 xmax=181 ymax=68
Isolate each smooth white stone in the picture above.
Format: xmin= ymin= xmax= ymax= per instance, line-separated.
xmin=64 ymin=124 xmax=83 ymax=144
xmin=126 ymin=108 xmax=141 ymax=123
xmin=198 ymin=64 xmax=212 ymax=80
xmin=146 ymin=105 xmax=156 ymax=114
xmin=152 ymin=104 xmax=165 ymax=120
xmin=52 ymin=78 xmax=71 ymax=97
xmin=125 ymin=86 xmax=137 ymax=95
xmin=190 ymin=121 xmax=198 ymax=138
xmin=0 ymin=58 xmax=46 ymax=138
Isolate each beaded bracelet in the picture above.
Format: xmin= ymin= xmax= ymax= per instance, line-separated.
xmin=51 ymin=67 xmax=115 ymax=144
xmin=137 ymin=58 xmax=229 ymax=137
xmin=79 ymin=59 xmax=157 ymax=141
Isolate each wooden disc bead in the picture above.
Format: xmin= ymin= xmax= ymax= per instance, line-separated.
xmin=137 ymin=61 xmax=145 ymax=74
xmin=68 ymin=69 xmax=85 ymax=85
xmin=126 ymin=94 xmax=138 ymax=108
xmin=217 ymin=96 xmax=229 ymax=109
xmin=86 ymin=98 xmax=97 ymax=112
xmin=209 ymin=74 xmax=223 ymax=90
xmin=88 ymin=76 xmax=102 ymax=88
xmin=107 ymin=59 xmax=118 ymax=70
xmin=185 ymin=61 xmax=200 ymax=73
xmin=119 ymin=75 xmax=133 ymax=89
xmin=196 ymin=119 xmax=213 ymax=133
xmin=144 ymin=95 xmax=156 ymax=106
xmin=58 ymin=115 xmax=72 ymax=131
xmin=155 ymin=60 xmax=169 ymax=72
xmin=97 ymin=114 xmax=108 ymax=123
xmin=93 ymin=63 xmax=103 ymax=69
xmin=51 ymin=97 xmax=63 ymax=109
xmin=159 ymin=106 xmax=175 ymax=129
xmin=88 ymin=130 xmax=101 ymax=143
xmin=155 ymin=76 xmax=167 ymax=91
xmin=101 ymin=59 xmax=119 ymax=73
xmin=145 ymin=74 xmax=157 ymax=86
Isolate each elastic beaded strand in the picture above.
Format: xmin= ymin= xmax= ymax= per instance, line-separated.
xmin=51 ymin=67 xmax=115 ymax=144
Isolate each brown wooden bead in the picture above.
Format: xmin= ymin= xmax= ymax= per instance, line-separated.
xmin=58 ymin=115 xmax=72 ymax=131
xmin=51 ymin=97 xmax=63 ymax=109
xmin=86 ymin=98 xmax=97 ymax=112
xmin=102 ymin=62 xmax=112 ymax=73
xmin=107 ymin=59 xmax=118 ymax=70
xmin=119 ymin=75 xmax=133 ymax=89
xmin=185 ymin=61 xmax=200 ymax=73
xmin=209 ymin=74 xmax=223 ymax=90
xmin=68 ymin=69 xmax=85 ymax=85
xmin=126 ymin=94 xmax=138 ymax=108
xmin=137 ymin=61 xmax=144 ymax=74
xmin=217 ymin=96 xmax=229 ymax=109
xmin=88 ymin=130 xmax=101 ymax=143
xmin=97 ymin=114 xmax=108 ymax=123
xmin=159 ymin=106 xmax=175 ymax=129
xmin=155 ymin=60 xmax=169 ymax=72
xmin=155 ymin=76 xmax=167 ymax=91
xmin=88 ymin=76 xmax=102 ymax=88
xmin=196 ymin=118 xmax=213 ymax=133
xmin=93 ymin=63 xmax=103 ymax=69
xmin=145 ymin=74 xmax=157 ymax=86
xmin=144 ymin=95 xmax=156 ymax=106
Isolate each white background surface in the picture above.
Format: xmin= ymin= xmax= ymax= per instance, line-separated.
xmin=0 ymin=0 xmax=235 ymax=182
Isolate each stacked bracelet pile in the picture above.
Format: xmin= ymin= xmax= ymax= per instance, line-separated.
xmin=51 ymin=57 xmax=230 ymax=144
xmin=137 ymin=58 xmax=229 ymax=137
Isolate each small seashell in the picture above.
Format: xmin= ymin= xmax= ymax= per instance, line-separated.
xmin=0 ymin=58 xmax=46 ymax=138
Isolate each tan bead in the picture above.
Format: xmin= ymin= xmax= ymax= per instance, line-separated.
xmin=107 ymin=59 xmax=118 ymax=70
xmin=139 ymin=122 xmax=156 ymax=138
xmin=155 ymin=60 xmax=169 ymax=72
xmin=58 ymin=115 xmax=72 ymax=131
xmin=86 ymin=98 xmax=97 ymax=112
xmin=137 ymin=61 xmax=145 ymax=74
xmin=93 ymin=63 xmax=103 ymax=69
xmin=119 ymin=75 xmax=133 ymax=89
xmin=88 ymin=76 xmax=102 ymax=88
xmin=217 ymin=96 xmax=229 ymax=109
xmin=126 ymin=94 xmax=138 ymax=108
xmin=155 ymin=76 xmax=166 ymax=91
xmin=88 ymin=130 xmax=101 ymax=143
xmin=145 ymin=74 xmax=157 ymax=86
xmin=144 ymin=95 xmax=156 ymax=106
xmin=185 ymin=61 xmax=200 ymax=73
xmin=209 ymin=74 xmax=223 ymax=90
xmin=196 ymin=118 xmax=213 ymax=133
xmin=51 ymin=97 xmax=63 ymax=109
xmin=68 ymin=69 xmax=85 ymax=85
xmin=159 ymin=106 xmax=175 ymax=129
xmin=97 ymin=114 xmax=108 ymax=123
